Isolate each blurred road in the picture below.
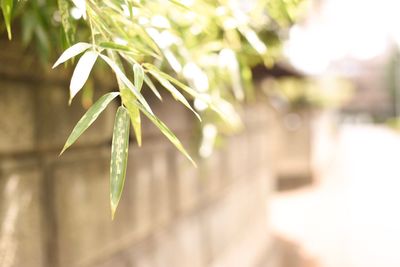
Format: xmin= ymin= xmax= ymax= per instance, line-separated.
xmin=271 ymin=125 xmax=400 ymax=267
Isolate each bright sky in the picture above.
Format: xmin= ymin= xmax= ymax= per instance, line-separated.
xmin=285 ymin=0 xmax=400 ymax=74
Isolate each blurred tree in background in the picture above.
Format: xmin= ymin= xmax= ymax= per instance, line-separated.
xmin=0 ymin=0 xmax=306 ymax=217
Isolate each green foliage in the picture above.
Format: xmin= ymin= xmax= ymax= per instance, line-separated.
xmin=1 ymin=0 xmax=13 ymax=39
xmin=60 ymin=92 xmax=120 ymax=155
xmin=110 ymin=106 xmax=130 ymax=220
xmin=266 ymin=0 xmax=306 ymax=26
xmin=57 ymin=0 xmax=76 ymax=46
xmin=1 ymin=0 xmax=304 ymax=218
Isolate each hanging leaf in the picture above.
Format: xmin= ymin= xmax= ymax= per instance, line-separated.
xmin=35 ymin=21 xmax=51 ymax=61
xmin=208 ymin=98 xmax=242 ymax=130
xmin=133 ymin=63 xmax=144 ymax=91
xmin=143 ymin=63 xmax=199 ymax=97
xmin=144 ymin=74 xmax=162 ymax=100
xmin=57 ymin=0 xmax=76 ymax=47
xmin=148 ymin=70 xmax=201 ymax=121
xmin=241 ymin=65 xmax=255 ymax=100
xmin=21 ymin=11 xmax=35 ymax=46
xmin=238 ymin=25 xmax=268 ymax=55
xmin=52 ymin=42 xmax=92 ymax=68
xmin=107 ymin=52 xmax=142 ymax=146
xmin=99 ymin=42 xmax=130 ymax=52
xmin=110 ymin=106 xmax=130 ymax=219
xmin=60 ymin=92 xmax=119 ymax=155
xmin=133 ymin=23 xmax=162 ymax=56
xmin=98 ymin=42 xmax=142 ymax=56
xmin=69 ymin=50 xmax=98 ymax=103
xmin=100 ymin=54 xmax=154 ymax=115
xmin=81 ymin=78 xmax=94 ymax=109
xmin=133 ymin=96 xmax=196 ymax=167
xmin=168 ymin=0 xmax=191 ymax=10
xmin=1 ymin=0 xmax=13 ymax=39
xmin=121 ymin=87 xmax=142 ymax=146
xmin=131 ymin=63 xmax=145 ymax=145
xmin=221 ymin=49 xmax=244 ymax=101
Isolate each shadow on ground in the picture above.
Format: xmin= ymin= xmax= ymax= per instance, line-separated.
xmin=258 ymin=235 xmax=321 ymax=267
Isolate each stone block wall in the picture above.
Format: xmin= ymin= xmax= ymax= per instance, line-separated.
xmin=0 ymin=40 xmax=276 ymax=267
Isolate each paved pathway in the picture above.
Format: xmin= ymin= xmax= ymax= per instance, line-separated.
xmin=271 ymin=125 xmax=400 ymax=267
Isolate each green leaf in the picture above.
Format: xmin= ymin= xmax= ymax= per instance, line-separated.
xmin=144 ymin=74 xmax=162 ymax=100
xmin=69 ymin=50 xmax=98 ymax=103
xmin=209 ymin=98 xmax=242 ymax=130
xmin=238 ymin=25 xmax=268 ymax=55
xmin=98 ymin=42 xmax=139 ymax=55
xmin=130 ymin=63 xmax=144 ymax=145
xmin=133 ymin=63 xmax=144 ymax=91
xmin=34 ymin=22 xmax=51 ymax=61
xmin=52 ymin=42 xmax=92 ymax=68
xmin=143 ymin=63 xmax=199 ymax=97
xmin=110 ymin=106 xmax=130 ymax=219
xmin=57 ymin=0 xmax=76 ymax=47
xmin=1 ymin=0 xmax=13 ymax=39
xmin=99 ymin=42 xmax=129 ymax=51
xmin=60 ymin=92 xmax=119 ymax=155
xmin=106 ymin=52 xmax=142 ymax=146
xmin=81 ymin=78 xmax=94 ymax=109
xmin=241 ymin=65 xmax=254 ymax=100
xmin=121 ymin=89 xmax=142 ymax=146
xmin=132 ymin=23 xmax=162 ymax=56
xmin=111 ymin=60 xmax=193 ymax=165
xmin=100 ymin=54 xmax=153 ymax=115
xmin=21 ymin=11 xmax=35 ymax=46
xmin=134 ymin=97 xmax=197 ymax=167
xmin=148 ymin=69 xmax=201 ymax=121
xmin=168 ymin=0 xmax=191 ymax=10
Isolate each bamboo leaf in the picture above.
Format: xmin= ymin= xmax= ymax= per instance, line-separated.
xmin=238 ymin=25 xmax=267 ymax=55
xmin=144 ymin=74 xmax=162 ymax=100
xmin=100 ymin=54 xmax=153 ymax=115
xmin=99 ymin=42 xmax=130 ymax=51
xmin=52 ymin=42 xmax=92 ymax=68
xmin=133 ymin=24 xmax=162 ymax=56
xmin=81 ymin=78 xmax=94 ymax=109
xmin=69 ymin=50 xmax=98 ymax=103
xmin=121 ymin=89 xmax=142 ymax=146
xmin=105 ymin=52 xmax=142 ymax=146
xmin=134 ymin=98 xmax=196 ymax=167
xmin=115 ymin=76 xmax=194 ymax=165
xmin=110 ymin=106 xmax=130 ymax=219
xmin=168 ymin=0 xmax=191 ymax=10
xmin=126 ymin=62 xmax=144 ymax=145
xmin=133 ymin=63 xmax=144 ymax=91
xmin=21 ymin=11 xmax=35 ymax=45
xmin=57 ymin=0 xmax=76 ymax=47
xmin=209 ymin=98 xmax=242 ymax=130
xmin=1 ymin=0 xmax=13 ymax=39
xmin=143 ymin=63 xmax=199 ymax=97
xmin=98 ymin=42 xmax=139 ymax=55
xmin=144 ymin=64 xmax=230 ymax=119
xmin=148 ymin=70 xmax=201 ymax=121
xmin=60 ymin=92 xmax=119 ymax=155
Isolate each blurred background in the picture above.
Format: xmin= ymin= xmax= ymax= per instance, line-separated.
xmin=270 ymin=0 xmax=400 ymax=266
xmin=2 ymin=0 xmax=400 ymax=267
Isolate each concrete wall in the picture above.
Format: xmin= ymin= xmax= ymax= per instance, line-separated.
xmin=0 ymin=40 xmax=277 ymax=267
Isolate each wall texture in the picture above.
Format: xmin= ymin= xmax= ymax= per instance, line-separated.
xmin=0 ymin=40 xmax=278 ymax=267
